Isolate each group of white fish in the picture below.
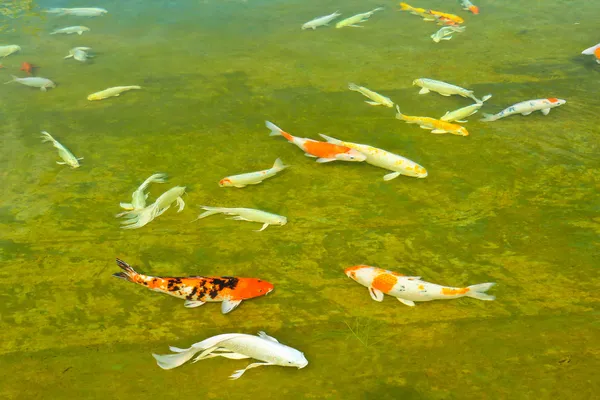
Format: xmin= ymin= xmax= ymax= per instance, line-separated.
xmin=301 ymin=8 xmax=384 ymax=30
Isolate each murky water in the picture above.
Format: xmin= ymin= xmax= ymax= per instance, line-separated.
xmin=1 ymin=0 xmax=599 ymax=399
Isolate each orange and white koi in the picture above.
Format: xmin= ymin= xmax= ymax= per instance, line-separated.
xmin=427 ymin=10 xmax=464 ymax=25
xmin=113 ymin=259 xmax=273 ymax=314
xmin=266 ymin=121 xmax=366 ymax=163
xmin=459 ymin=0 xmax=479 ymax=15
xmin=582 ymin=44 xmax=600 ymax=64
xmin=396 ymin=106 xmax=469 ymax=136
xmin=345 ymin=265 xmax=495 ymax=307
xmin=481 ymin=98 xmax=566 ymax=122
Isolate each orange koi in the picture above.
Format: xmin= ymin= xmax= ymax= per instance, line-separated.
xmin=459 ymin=0 xmax=479 ymax=15
xmin=428 ymin=10 xmax=464 ymax=25
xmin=395 ymin=106 xmax=469 ymax=136
xmin=113 ymin=259 xmax=273 ymax=314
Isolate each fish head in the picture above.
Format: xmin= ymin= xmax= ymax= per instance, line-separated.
xmin=547 ymin=98 xmax=566 ymax=107
xmin=344 ymin=265 xmax=376 ymax=285
xmin=235 ymin=278 xmax=274 ymax=299
xmin=274 ymin=216 xmax=287 ymax=226
xmin=412 ymin=165 xmax=428 ymax=178
xmin=87 ymin=93 xmax=100 ymax=101
xmin=335 ymin=149 xmax=367 ymax=162
xmin=413 ymin=78 xmax=425 ymax=87
xmin=68 ymin=160 xmax=81 ymax=168
xmin=469 ymin=6 xmax=479 ymax=14
xmin=456 ymin=127 xmax=469 ymax=136
xmin=282 ymin=348 xmax=308 ymax=369
xmin=218 ymin=178 xmax=233 ymax=187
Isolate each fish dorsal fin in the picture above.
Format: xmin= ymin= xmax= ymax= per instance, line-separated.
xmin=369 ymin=286 xmax=384 ymax=302
xmin=221 ymin=299 xmax=242 ymax=314
xmin=318 ymin=134 xmax=341 ymax=144
xmin=257 ymin=331 xmax=279 ymax=342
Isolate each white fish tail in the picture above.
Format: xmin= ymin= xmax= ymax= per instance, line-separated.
xmin=138 ymin=173 xmax=168 ymax=191
xmin=272 ymin=158 xmax=288 ymax=172
xmin=480 ymin=113 xmax=498 ymax=122
xmin=40 ymin=131 xmax=56 ymax=143
xmin=395 ymin=105 xmax=406 ymax=120
xmin=152 ymin=347 xmax=198 ymax=370
xmin=371 ymin=7 xmax=384 ymax=13
xmin=193 ymin=206 xmax=224 ymax=221
xmin=4 ymin=75 xmax=18 ymax=84
xmin=466 ymin=283 xmax=496 ymax=301
xmin=348 ymin=82 xmax=360 ymax=92
xmin=480 ymin=94 xmax=492 ymax=103
xmin=265 ymin=121 xmax=282 ymax=136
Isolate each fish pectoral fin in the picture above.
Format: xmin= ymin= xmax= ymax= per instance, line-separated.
xmin=431 ymin=129 xmax=447 ymax=134
xmin=383 ymin=172 xmax=401 ymax=181
xmin=254 ymin=223 xmax=269 ymax=232
xmin=521 ymin=111 xmax=532 ymax=116
xmin=349 ymin=24 xmax=364 ymax=28
xmin=56 ymin=161 xmax=67 ymax=165
xmin=304 ymin=153 xmax=318 ymax=158
xmin=418 ymin=88 xmax=430 ymax=94
xmin=184 ymin=300 xmax=206 ymax=308
xmin=420 ymin=126 xmax=434 ymax=130
xmin=316 ymin=157 xmax=336 ymax=163
xmin=229 ymin=362 xmax=274 ymax=380
xmin=397 ymin=298 xmax=416 ymax=307
xmin=365 ymin=101 xmax=381 ymax=105
xmin=257 ymin=331 xmax=279 ymax=343
xmin=176 ymin=197 xmax=185 ymax=212
xmin=541 ymin=108 xmax=551 ymax=115
xmin=221 ymin=299 xmax=242 ymax=314
xmin=369 ymin=287 xmax=385 ymax=302
xmin=119 ymin=202 xmax=134 ymax=210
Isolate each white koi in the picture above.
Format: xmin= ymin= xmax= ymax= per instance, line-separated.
xmin=481 ymin=98 xmax=566 ymax=122
xmin=152 ymin=332 xmax=308 ymax=379
xmin=193 ymin=207 xmax=287 ymax=232
xmin=219 ymin=158 xmax=288 ymax=188
xmin=50 ymin=26 xmax=90 ymax=35
xmin=5 ymin=75 xmax=56 ymax=91
xmin=0 ymin=45 xmax=21 ymax=58
xmin=40 ymin=131 xmax=83 ymax=168
xmin=335 ymin=7 xmax=383 ymax=28
xmin=319 ymin=134 xmax=427 ymax=180
xmin=348 ymin=83 xmax=394 ymax=107
xmin=119 ymin=186 xmax=186 ymax=230
xmin=64 ymin=47 xmax=93 ymax=62
xmin=413 ymin=78 xmax=488 ymax=103
xmin=87 ymin=86 xmax=141 ymax=101
xmin=431 ymin=25 xmax=465 ymax=43
xmin=46 ymin=7 xmax=107 ymax=17
xmin=302 ymin=11 xmax=341 ymax=30
xmin=119 ymin=173 xmax=168 ymax=211
xmin=440 ymin=94 xmax=492 ymax=122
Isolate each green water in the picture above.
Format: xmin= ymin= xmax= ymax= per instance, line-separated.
xmin=1 ymin=0 xmax=599 ymax=398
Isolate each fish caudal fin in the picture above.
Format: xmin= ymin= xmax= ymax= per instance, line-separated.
xmin=480 ymin=113 xmax=498 ymax=122
xmin=480 ymin=94 xmax=492 ymax=103
xmin=192 ymin=206 xmax=223 ymax=222
xmin=4 ymin=75 xmax=18 ymax=84
xmin=265 ymin=121 xmax=283 ymax=136
xmin=112 ymin=258 xmax=139 ymax=282
xmin=347 ymin=82 xmax=360 ymax=92
xmin=139 ymin=173 xmax=168 ymax=191
xmin=466 ymin=283 xmax=496 ymax=301
xmin=152 ymin=346 xmax=198 ymax=370
xmin=272 ymin=158 xmax=288 ymax=172
xmin=395 ymin=105 xmax=406 ymax=120
xmin=40 ymin=131 xmax=56 ymax=143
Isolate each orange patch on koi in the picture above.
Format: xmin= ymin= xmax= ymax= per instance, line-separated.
xmin=441 ymin=287 xmax=469 ymax=296
xmin=372 ymin=273 xmax=397 ymax=293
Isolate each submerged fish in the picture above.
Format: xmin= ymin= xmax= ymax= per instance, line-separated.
xmin=5 ymin=75 xmax=55 ymax=91
xmin=440 ymin=95 xmax=492 ymax=123
xmin=427 ymin=10 xmax=464 ymax=25
xmin=398 ymin=2 xmax=433 ymax=20
xmin=40 ymin=131 xmax=83 ymax=168
xmin=50 ymin=26 xmax=90 ymax=35
xmin=481 ymin=98 xmax=566 ymax=122
xmin=345 ymin=265 xmax=495 ymax=307
xmin=87 ymin=86 xmax=141 ymax=101
xmin=396 ymin=106 xmax=469 ymax=136
xmin=266 ymin=121 xmax=366 ymax=163
xmin=431 ymin=25 xmax=466 ymax=43
xmin=194 ymin=206 xmax=287 ymax=232
xmin=118 ymin=186 xmax=186 ymax=229
xmin=335 ymin=7 xmax=383 ymax=28
xmin=413 ymin=78 xmax=487 ymax=103
xmin=302 ymin=11 xmax=341 ymax=30
xmin=152 ymin=332 xmax=308 ymax=379
xmin=219 ymin=158 xmax=288 ymax=188
xmin=113 ymin=258 xmax=273 ymax=314
xmin=0 ymin=45 xmax=21 ymax=58
xmin=319 ymin=134 xmax=427 ymax=180
xmin=64 ymin=47 xmax=93 ymax=62
xmin=46 ymin=7 xmax=107 ymax=17
xmin=582 ymin=43 xmax=600 ymax=56
xmin=348 ymin=83 xmax=394 ymax=107
xmin=119 ymin=173 xmax=168 ymax=211
xmin=459 ymin=0 xmax=479 ymax=14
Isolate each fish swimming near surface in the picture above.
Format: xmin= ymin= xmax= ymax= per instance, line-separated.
xmin=193 ymin=207 xmax=287 ymax=232
xmin=302 ymin=11 xmax=341 ymax=30
xmin=481 ymin=98 xmax=566 ymax=122
xmin=266 ymin=121 xmax=366 ymax=163
xmin=345 ymin=265 xmax=496 ymax=307
xmin=395 ymin=106 xmax=469 ymax=136
xmin=87 ymin=86 xmax=141 ymax=101
xmin=152 ymin=331 xmax=308 ymax=379
xmin=64 ymin=47 xmax=93 ymax=62
xmin=431 ymin=25 xmax=466 ymax=43
xmin=459 ymin=0 xmax=479 ymax=14
xmin=0 ymin=45 xmax=21 ymax=58
xmin=5 ymin=75 xmax=56 ymax=91
xmin=335 ymin=7 xmax=384 ymax=28
xmin=348 ymin=83 xmax=394 ymax=107
xmin=118 ymin=186 xmax=186 ymax=229
xmin=40 ymin=131 xmax=83 ymax=168
xmin=46 ymin=7 xmax=107 ymax=17
xmin=112 ymin=258 xmax=274 ymax=314
xmin=319 ymin=134 xmax=427 ymax=180
xmin=50 ymin=26 xmax=90 ymax=35
xmin=413 ymin=78 xmax=488 ymax=103
xmin=219 ymin=158 xmax=288 ymax=188
xmin=119 ymin=173 xmax=168 ymax=211
xmin=440 ymin=95 xmax=492 ymax=123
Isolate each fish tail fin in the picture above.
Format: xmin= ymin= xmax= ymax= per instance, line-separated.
xmin=265 ymin=120 xmax=282 ymax=136
xmin=152 ymin=346 xmax=198 ymax=370
xmin=348 ymin=82 xmax=360 ymax=92
xmin=40 ymin=131 xmax=55 ymax=143
xmin=272 ymin=158 xmax=288 ymax=172
xmin=192 ymin=206 xmax=223 ymax=222
xmin=395 ymin=105 xmax=405 ymax=120
xmin=466 ymin=283 xmax=496 ymax=301
xmin=112 ymin=258 xmax=140 ymax=282
xmin=372 ymin=7 xmax=384 ymax=13
xmin=131 ymin=86 xmax=142 ymax=90
xmin=480 ymin=94 xmax=492 ymax=103
xmin=480 ymin=113 xmax=498 ymax=122
xmin=139 ymin=173 xmax=168 ymax=191
xmin=4 ymin=75 xmax=18 ymax=84
xmin=318 ymin=133 xmax=342 ymax=144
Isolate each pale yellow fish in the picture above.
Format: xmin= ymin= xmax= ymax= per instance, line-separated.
xmin=87 ymin=86 xmax=142 ymax=101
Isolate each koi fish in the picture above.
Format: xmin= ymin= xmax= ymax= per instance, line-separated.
xmin=152 ymin=331 xmax=308 ymax=379
xmin=345 ymin=265 xmax=495 ymax=307
xmin=266 ymin=121 xmax=366 ymax=163
xmin=0 ymin=45 xmax=21 ymax=58
xmin=335 ymin=7 xmax=383 ymax=28
xmin=396 ymin=106 xmax=469 ymax=136
xmin=113 ymin=259 xmax=273 ymax=314
xmin=20 ymin=62 xmax=34 ymax=75
xmin=193 ymin=207 xmax=287 ymax=232
xmin=50 ymin=26 xmax=90 ymax=35
xmin=46 ymin=7 xmax=107 ymax=17
xmin=118 ymin=186 xmax=186 ymax=229
xmin=481 ymin=98 xmax=566 ymax=122
xmin=398 ymin=3 xmax=435 ymax=20
xmin=319 ymin=134 xmax=427 ymax=180
xmin=459 ymin=0 xmax=479 ymax=14
xmin=302 ymin=11 xmax=341 ymax=30
xmin=431 ymin=25 xmax=465 ymax=43
xmin=348 ymin=83 xmax=394 ymax=107
xmin=582 ymin=43 xmax=600 ymax=57
xmin=428 ymin=10 xmax=464 ymax=25
xmin=119 ymin=173 xmax=168 ymax=211
xmin=64 ymin=47 xmax=93 ymax=62
xmin=440 ymin=95 xmax=492 ymax=123
xmin=40 ymin=131 xmax=83 ymax=168
xmin=5 ymin=75 xmax=55 ymax=91
xmin=87 ymin=86 xmax=141 ymax=101
xmin=413 ymin=78 xmax=488 ymax=103
xmin=219 ymin=158 xmax=287 ymax=188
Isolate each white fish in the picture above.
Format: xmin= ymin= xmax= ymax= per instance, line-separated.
xmin=119 ymin=173 xmax=168 ymax=211
xmin=219 ymin=158 xmax=288 ymax=188
xmin=40 ymin=131 xmax=83 ymax=168
xmin=50 ymin=26 xmax=90 ymax=35
xmin=5 ymin=75 xmax=56 ymax=91
xmin=302 ymin=11 xmax=341 ymax=30
xmin=46 ymin=7 xmax=107 ymax=17
xmin=64 ymin=47 xmax=93 ymax=62
xmin=87 ymin=86 xmax=142 ymax=101
xmin=440 ymin=94 xmax=492 ymax=122
xmin=319 ymin=134 xmax=427 ymax=180
xmin=413 ymin=78 xmax=488 ymax=103
xmin=0 ymin=45 xmax=21 ymax=58
xmin=193 ymin=207 xmax=287 ymax=232
xmin=119 ymin=186 xmax=186 ymax=229
xmin=336 ymin=7 xmax=384 ymax=28
xmin=481 ymin=98 xmax=566 ymax=122
xmin=431 ymin=25 xmax=465 ymax=43
xmin=348 ymin=83 xmax=394 ymax=107
xmin=152 ymin=332 xmax=308 ymax=379
xmin=581 ymin=43 xmax=600 ymax=55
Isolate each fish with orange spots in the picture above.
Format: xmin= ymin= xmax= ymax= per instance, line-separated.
xmin=345 ymin=265 xmax=495 ymax=307
xmin=481 ymin=98 xmax=566 ymax=122
xmin=219 ymin=158 xmax=288 ymax=188
xmin=395 ymin=106 xmax=469 ymax=136
xmin=113 ymin=259 xmax=274 ymax=314
xmin=266 ymin=121 xmax=366 ymax=163
xmin=459 ymin=0 xmax=479 ymax=15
